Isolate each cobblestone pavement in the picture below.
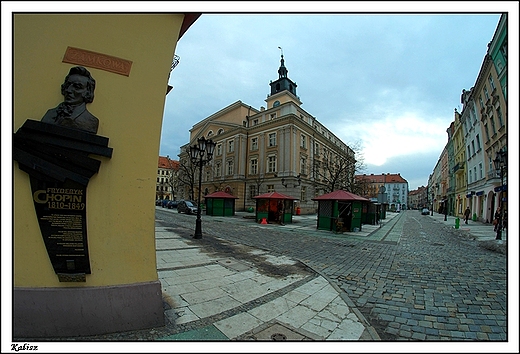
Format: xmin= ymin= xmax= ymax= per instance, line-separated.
xmin=157 ymin=209 xmax=508 ymax=341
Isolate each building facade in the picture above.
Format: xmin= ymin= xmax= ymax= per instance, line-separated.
xmin=178 ymin=55 xmax=356 ymax=214
xmin=356 ymin=173 xmax=409 ymax=211
xmin=156 ymin=156 xmax=179 ymax=201
xmin=428 ymin=14 xmax=507 ymax=224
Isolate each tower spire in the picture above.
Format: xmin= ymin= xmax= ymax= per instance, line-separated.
xmin=277 ymin=46 xmax=288 ymax=78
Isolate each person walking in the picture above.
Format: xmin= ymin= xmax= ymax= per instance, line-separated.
xmin=494 ymin=207 xmax=501 ymax=232
xmin=464 ymin=206 xmax=471 ymax=224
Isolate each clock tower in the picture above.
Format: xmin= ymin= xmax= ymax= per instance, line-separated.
xmin=267 ymin=51 xmax=301 ymax=108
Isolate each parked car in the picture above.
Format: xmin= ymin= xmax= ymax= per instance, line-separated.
xmin=155 ymin=199 xmax=163 ymax=206
xmin=421 ymin=208 xmax=430 ymax=215
xmin=167 ymin=200 xmax=179 ymax=209
xmin=161 ymin=199 xmax=170 ymax=208
xmin=177 ymin=200 xmax=198 ymax=214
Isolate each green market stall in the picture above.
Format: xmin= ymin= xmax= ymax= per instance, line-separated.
xmin=253 ymin=191 xmax=297 ymax=224
xmin=312 ymin=190 xmax=371 ymax=232
xmin=204 ymin=191 xmax=238 ymax=216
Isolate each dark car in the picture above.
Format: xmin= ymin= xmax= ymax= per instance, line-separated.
xmin=421 ymin=208 xmax=430 ymax=215
xmin=167 ymin=200 xmax=179 ymax=209
xmin=177 ymin=200 xmax=198 ymax=214
xmin=155 ymin=199 xmax=163 ymax=206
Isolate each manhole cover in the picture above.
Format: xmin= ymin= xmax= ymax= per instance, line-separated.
xmin=271 ymin=333 xmax=287 ymax=341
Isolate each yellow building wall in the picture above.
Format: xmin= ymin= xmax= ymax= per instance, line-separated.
xmin=14 ymin=14 xmax=184 ymax=287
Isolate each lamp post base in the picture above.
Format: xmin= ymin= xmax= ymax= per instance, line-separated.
xmin=194 ymin=218 xmax=202 ymax=239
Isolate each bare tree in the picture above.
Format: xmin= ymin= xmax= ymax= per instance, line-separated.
xmin=311 ymin=139 xmax=367 ymax=194
xmin=165 ymin=155 xmax=179 ymax=200
xmin=177 ymin=152 xmax=197 ymax=201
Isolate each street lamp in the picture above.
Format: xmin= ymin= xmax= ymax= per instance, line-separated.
xmin=189 ymin=136 xmax=216 ymax=239
xmin=493 ymin=150 xmax=507 ymax=240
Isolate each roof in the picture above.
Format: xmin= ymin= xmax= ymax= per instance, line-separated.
xmin=355 ymin=173 xmax=408 ymax=184
xmin=312 ymin=190 xmax=370 ymax=202
xmin=204 ymin=191 xmax=238 ymax=199
xmin=253 ymin=191 xmax=297 ymax=200
xmin=158 ymin=156 xmax=179 ymax=169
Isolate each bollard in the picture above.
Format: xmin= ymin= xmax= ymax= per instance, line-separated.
xmin=455 ymin=217 xmax=460 ymax=229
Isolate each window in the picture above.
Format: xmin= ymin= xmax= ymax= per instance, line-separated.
xmin=467 ymin=146 xmax=471 ymax=158
xmin=268 ymin=133 xmax=276 ymax=147
xmin=217 ymin=128 xmax=224 ymax=135
xmin=469 ymin=170 xmax=473 ymax=183
xmin=300 ymin=186 xmax=307 ymax=202
xmin=270 ymin=113 xmax=276 ymax=120
xmin=250 ymin=158 xmax=258 ymax=175
xmin=227 ymin=160 xmax=234 ymax=175
xmin=474 ymin=167 xmax=477 ymax=181
xmin=228 ymin=140 xmax=234 ymax=153
xmin=471 ymin=141 xmax=475 ymax=155
xmin=249 ymin=185 xmax=257 ymax=199
xmin=476 ymin=134 xmax=481 ymax=151
xmin=479 ymin=163 xmax=483 ymax=179
xmin=497 ymin=107 xmax=504 ymax=127
xmin=489 ymin=75 xmax=496 ymax=91
xmin=267 ymin=185 xmax=275 ymax=193
xmin=300 ymin=134 xmax=307 ymax=149
xmin=216 ymin=143 xmax=222 ymax=156
xmin=314 ymin=142 xmax=320 ymax=155
xmin=253 ymin=119 xmax=259 ymax=126
xmin=479 ymin=95 xmax=484 ymax=109
xmin=490 ymin=114 xmax=496 ymax=135
xmin=484 ymin=124 xmax=490 ymax=141
xmin=484 ymin=86 xmax=489 ymax=101
xmin=300 ymin=157 xmax=307 ymax=175
xmin=268 ymin=155 xmax=277 ymax=173
xmin=215 ymin=162 xmax=221 ymax=177
xmin=251 ymin=137 xmax=258 ymax=150
xmin=207 ymin=130 xmax=213 ymax=137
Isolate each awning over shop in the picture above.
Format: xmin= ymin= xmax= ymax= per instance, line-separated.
xmin=476 ymin=191 xmax=484 ymax=196
xmin=494 ymin=185 xmax=507 ymax=192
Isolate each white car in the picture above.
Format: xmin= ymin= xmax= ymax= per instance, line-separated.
xmin=421 ymin=208 xmax=430 ymax=215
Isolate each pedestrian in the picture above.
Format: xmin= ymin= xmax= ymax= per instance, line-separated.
xmin=493 ymin=207 xmax=501 ymax=231
xmin=464 ymin=206 xmax=471 ymax=224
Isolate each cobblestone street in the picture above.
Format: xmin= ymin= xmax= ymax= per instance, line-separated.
xmin=157 ymin=209 xmax=508 ymax=341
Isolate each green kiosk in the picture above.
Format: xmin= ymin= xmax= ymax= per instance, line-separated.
xmin=205 ymin=191 xmax=239 ymax=216
xmin=312 ymin=190 xmax=371 ymax=232
xmin=253 ymin=191 xmax=297 ymax=224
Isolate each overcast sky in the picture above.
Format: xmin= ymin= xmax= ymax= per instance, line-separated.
xmin=159 ymin=10 xmax=505 ymax=190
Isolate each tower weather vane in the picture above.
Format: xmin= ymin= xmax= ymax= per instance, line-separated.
xmin=278 ymin=46 xmax=283 ymax=57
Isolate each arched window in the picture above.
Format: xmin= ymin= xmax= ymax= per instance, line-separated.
xmin=217 ymin=128 xmax=224 ymax=135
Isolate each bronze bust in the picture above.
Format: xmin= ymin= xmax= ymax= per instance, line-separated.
xmin=41 ymin=66 xmax=99 ymax=134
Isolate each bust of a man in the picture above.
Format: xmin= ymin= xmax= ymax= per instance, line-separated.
xmin=41 ymin=66 xmax=99 ymax=134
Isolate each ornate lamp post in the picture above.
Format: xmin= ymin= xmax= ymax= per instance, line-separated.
xmin=189 ymin=136 xmax=216 ymax=239
xmin=493 ymin=150 xmax=507 ymax=240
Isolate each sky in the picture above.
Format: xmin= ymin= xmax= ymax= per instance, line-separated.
xmin=159 ymin=9 xmax=506 ymax=191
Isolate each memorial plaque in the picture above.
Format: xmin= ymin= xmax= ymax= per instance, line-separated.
xmin=13 ymin=66 xmax=112 ymax=281
xmin=31 ymin=178 xmax=91 ymax=276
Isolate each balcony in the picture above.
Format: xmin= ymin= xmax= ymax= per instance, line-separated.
xmin=487 ymin=169 xmax=501 ymax=181
xmin=453 ymin=162 xmax=465 ymax=174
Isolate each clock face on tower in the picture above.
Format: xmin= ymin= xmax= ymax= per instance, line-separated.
xmin=273 ymin=100 xmax=280 ymax=107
